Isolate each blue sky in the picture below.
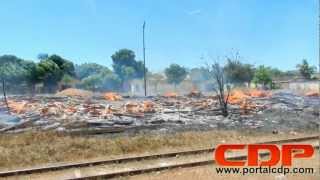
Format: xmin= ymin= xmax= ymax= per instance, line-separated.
xmin=0 ymin=0 xmax=318 ymax=71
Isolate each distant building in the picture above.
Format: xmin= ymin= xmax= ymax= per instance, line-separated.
xmin=273 ymin=73 xmax=319 ymax=91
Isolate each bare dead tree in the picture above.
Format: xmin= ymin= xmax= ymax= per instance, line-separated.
xmin=207 ymin=62 xmax=230 ymax=117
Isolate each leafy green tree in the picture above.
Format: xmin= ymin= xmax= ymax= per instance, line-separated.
xmin=0 ymin=55 xmax=40 ymax=95
xmin=75 ymin=63 xmax=111 ymax=80
xmin=296 ymin=59 xmax=316 ymax=79
xmin=165 ymin=64 xmax=187 ymax=89
xmin=111 ymin=49 xmax=146 ymax=90
xmin=48 ymin=54 xmax=75 ymax=77
xmin=32 ymin=54 xmax=76 ymax=92
xmin=60 ymin=74 xmax=77 ymax=90
xmin=253 ymin=66 xmax=272 ymax=88
xmin=80 ymin=75 xmax=102 ymax=91
xmin=79 ymin=71 xmax=120 ymax=91
xmin=98 ymin=72 xmax=121 ymax=91
xmin=0 ymin=55 xmax=27 ymax=83
xmin=0 ymin=55 xmax=25 ymax=108
xmin=134 ymin=60 xmax=145 ymax=78
xmin=0 ymin=55 xmax=25 ymax=106
xmin=22 ymin=60 xmax=39 ymax=95
xmin=36 ymin=59 xmax=63 ymax=93
xmin=224 ymin=59 xmax=254 ymax=85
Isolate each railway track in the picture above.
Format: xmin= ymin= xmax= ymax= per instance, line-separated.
xmin=1 ymin=135 xmax=319 ymax=179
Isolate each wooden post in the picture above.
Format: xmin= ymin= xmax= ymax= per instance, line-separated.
xmin=318 ymin=0 xmax=320 ymax=169
xmin=143 ymin=21 xmax=147 ymax=96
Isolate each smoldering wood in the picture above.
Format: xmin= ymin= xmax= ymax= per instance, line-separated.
xmin=0 ymin=90 xmax=319 ymax=134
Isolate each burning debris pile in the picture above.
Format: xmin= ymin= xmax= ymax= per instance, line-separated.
xmin=227 ymin=89 xmax=271 ymax=114
xmin=305 ymin=91 xmax=320 ymax=97
xmin=163 ymin=92 xmax=178 ymax=98
xmin=0 ymin=89 xmax=319 ymax=134
xmin=56 ymin=88 xmax=93 ymax=98
xmin=228 ymin=89 xmax=271 ymax=104
xmin=104 ymin=92 xmax=122 ymax=101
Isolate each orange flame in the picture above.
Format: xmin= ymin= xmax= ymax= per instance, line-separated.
xmin=123 ymin=101 xmax=156 ymax=114
xmin=228 ymin=89 xmax=271 ymax=105
xmin=188 ymin=89 xmax=201 ymax=97
xmin=142 ymin=100 xmax=156 ymax=113
xmin=227 ymin=90 xmax=250 ymax=104
xmin=305 ymin=91 xmax=319 ymax=97
xmin=8 ymin=100 xmax=27 ymax=114
xmin=248 ymin=89 xmax=271 ymax=97
xmin=164 ymin=92 xmax=178 ymax=98
xmin=104 ymin=92 xmax=122 ymax=101
xmin=124 ymin=102 xmax=140 ymax=113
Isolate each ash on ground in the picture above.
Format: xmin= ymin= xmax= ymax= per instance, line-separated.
xmin=0 ymin=89 xmax=319 ymax=135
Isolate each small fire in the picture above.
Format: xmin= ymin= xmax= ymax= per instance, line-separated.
xmin=164 ymin=92 xmax=178 ymax=98
xmin=227 ymin=90 xmax=250 ymax=104
xmin=142 ymin=100 xmax=156 ymax=113
xmin=188 ymin=89 xmax=201 ymax=97
xmin=123 ymin=101 xmax=156 ymax=114
xmin=228 ymin=89 xmax=271 ymax=105
xmin=104 ymin=92 xmax=122 ymax=101
xmin=248 ymin=89 xmax=271 ymax=97
xmin=56 ymin=88 xmax=93 ymax=98
xmin=305 ymin=91 xmax=319 ymax=97
xmin=8 ymin=100 xmax=27 ymax=114
xmin=124 ymin=102 xmax=140 ymax=113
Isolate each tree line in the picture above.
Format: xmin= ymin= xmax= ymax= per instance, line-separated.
xmin=0 ymin=49 xmax=317 ymax=95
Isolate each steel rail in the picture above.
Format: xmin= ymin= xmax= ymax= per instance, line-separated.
xmin=0 ymin=135 xmax=318 ymax=178
xmin=67 ymin=144 xmax=320 ymax=180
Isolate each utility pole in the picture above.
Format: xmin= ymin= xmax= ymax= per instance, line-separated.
xmin=143 ymin=21 xmax=147 ymax=96
xmin=318 ymin=0 xmax=320 ymax=172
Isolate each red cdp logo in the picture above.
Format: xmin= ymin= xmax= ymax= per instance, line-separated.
xmin=215 ymin=144 xmax=314 ymax=166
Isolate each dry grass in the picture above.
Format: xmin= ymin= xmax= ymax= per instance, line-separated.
xmin=0 ymin=130 xmax=317 ymax=170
